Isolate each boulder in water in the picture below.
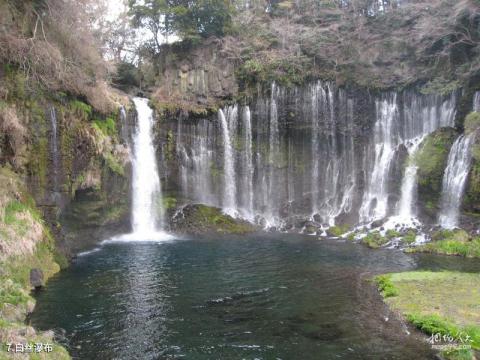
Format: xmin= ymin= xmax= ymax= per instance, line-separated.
xmin=170 ymin=204 xmax=258 ymax=235
xmin=30 ymin=268 xmax=44 ymax=289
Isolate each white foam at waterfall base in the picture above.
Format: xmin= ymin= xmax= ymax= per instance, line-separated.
xmin=104 ymin=98 xmax=174 ymax=244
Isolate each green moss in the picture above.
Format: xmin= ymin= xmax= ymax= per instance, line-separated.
xmin=420 ymin=78 xmax=461 ymax=96
xmin=103 ymin=152 xmax=125 ymax=176
xmin=403 ymin=229 xmax=417 ymax=244
xmin=177 ymin=204 xmax=257 ymax=234
xmin=464 ymin=139 xmax=480 ymax=212
xmin=416 ymin=128 xmax=457 ymax=212
xmin=464 ymin=112 xmax=480 ymax=135
xmin=386 ymin=229 xmax=401 ymax=239
xmin=70 ymin=100 xmax=92 ymax=119
xmin=328 ymin=224 xmax=350 ymax=237
xmin=93 ymin=116 xmax=117 ymax=138
xmin=163 ymin=196 xmax=177 ymax=210
xmin=361 ymin=231 xmax=388 ymax=249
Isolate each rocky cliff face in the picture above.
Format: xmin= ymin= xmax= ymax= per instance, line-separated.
xmin=0 ymin=76 xmax=133 ymax=255
xmin=153 ymin=80 xmax=480 ymax=233
xmin=152 ymin=38 xmax=238 ymax=115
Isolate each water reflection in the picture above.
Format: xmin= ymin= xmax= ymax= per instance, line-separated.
xmin=31 ymin=234 xmax=480 ymax=359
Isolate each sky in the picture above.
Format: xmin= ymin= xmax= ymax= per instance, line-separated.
xmin=106 ymin=0 xmax=127 ymax=21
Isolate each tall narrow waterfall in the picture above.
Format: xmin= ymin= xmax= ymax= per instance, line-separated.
xmin=474 ymin=91 xmax=480 ymax=112
xmin=394 ymin=138 xmax=424 ymax=222
xmin=241 ymin=106 xmax=254 ymax=219
xmin=131 ymin=98 xmax=164 ymax=235
xmin=119 ymin=106 xmax=129 ymax=143
xmin=219 ymin=107 xmax=237 ymax=215
xmin=49 ymin=106 xmax=60 ymax=198
xmin=438 ymin=135 xmax=474 ymax=229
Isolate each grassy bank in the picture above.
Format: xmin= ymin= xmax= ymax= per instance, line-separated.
xmin=406 ymin=230 xmax=480 ymax=258
xmin=375 ymin=271 xmax=480 ymax=360
xmin=0 ymin=168 xmax=70 ymax=359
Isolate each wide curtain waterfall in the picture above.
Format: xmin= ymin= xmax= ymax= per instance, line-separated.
xmin=173 ymin=82 xmax=457 ymax=229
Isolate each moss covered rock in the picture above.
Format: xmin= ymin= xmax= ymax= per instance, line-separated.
xmin=170 ymin=204 xmax=258 ymax=235
xmin=464 ymin=134 xmax=480 ymax=214
xmin=415 ymin=127 xmax=458 ymax=218
xmin=361 ymin=231 xmax=389 ymax=249
xmin=464 ymin=111 xmax=480 ymax=135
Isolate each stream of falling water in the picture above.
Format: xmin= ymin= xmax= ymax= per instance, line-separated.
xmin=175 ymin=83 xmax=457 ymax=230
xmin=104 ymin=97 xmax=172 ymax=243
xmin=49 ymin=106 xmax=60 ymax=199
xmin=438 ymin=134 xmax=475 ymax=229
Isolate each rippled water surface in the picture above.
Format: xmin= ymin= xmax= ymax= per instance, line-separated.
xmin=30 ymin=234 xmax=480 ymax=359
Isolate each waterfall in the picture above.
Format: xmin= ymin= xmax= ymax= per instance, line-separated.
xmin=474 ymin=91 xmax=480 ymax=112
xmin=393 ymin=137 xmax=424 ymax=221
xmin=359 ymin=95 xmax=398 ymax=223
xmin=130 ymin=97 xmax=164 ymax=236
xmin=310 ymin=82 xmax=323 ymax=215
xmin=219 ymin=107 xmax=237 ymax=215
xmin=267 ymin=83 xmax=280 ymax=224
xmin=359 ymin=92 xmax=457 ymax=225
xmin=119 ymin=106 xmax=129 ymax=143
xmin=241 ymin=106 xmax=254 ymax=219
xmin=438 ymin=134 xmax=474 ymax=229
xmin=49 ymin=106 xmax=59 ymax=195
xmin=172 ymin=82 xmax=457 ymax=231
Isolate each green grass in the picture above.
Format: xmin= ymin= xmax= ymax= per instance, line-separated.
xmin=375 ymin=271 xmax=480 ymax=359
xmin=406 ymin=314 xmax=480 ymax=349
xmin=410 ymin=238 xmax=480 ymax=258
xmin=374 ymin=274 xmax=398 ymax=297
xmin=0 ymin=280 xmax=30 ymax=307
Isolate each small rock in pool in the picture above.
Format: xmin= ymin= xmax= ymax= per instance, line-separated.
xmin=30 ymin=268 xmax=44 ymax=289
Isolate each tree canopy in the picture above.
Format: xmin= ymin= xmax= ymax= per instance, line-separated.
xmin=128 ymin=0 xmax=235 ymax=52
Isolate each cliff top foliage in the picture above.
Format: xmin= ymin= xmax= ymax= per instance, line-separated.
xmin=231 ymin=0 xmax=480 ymax=89
xmin=128 ymin=0 xmax=480 ymax=94
xmin=0 ymin=0 xmax=124 ymax=113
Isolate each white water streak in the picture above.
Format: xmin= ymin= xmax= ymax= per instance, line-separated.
xmin=438 ymin=134 xmax=474 ymax=229
xmin=131 ymin=98 xmax=164 ymax=236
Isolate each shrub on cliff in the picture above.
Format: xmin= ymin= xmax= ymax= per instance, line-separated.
xmin=0 ymin=0 xmax=110 ymax=110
